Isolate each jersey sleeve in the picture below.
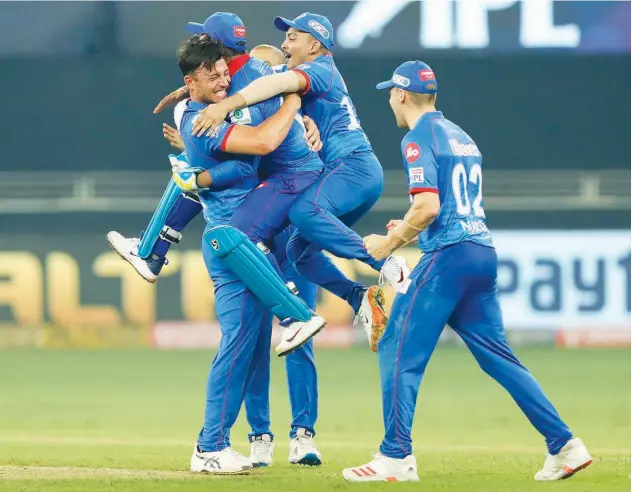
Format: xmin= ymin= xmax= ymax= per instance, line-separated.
xmin=189 ymin=118 xmax=235 ymax=154
xmin=292 ymin=61 xmax=332 ymax=96
xmin=207 ymin=158 xmax=257 ymax=190
xmin=401 ymin=137 xmax=438 ymax=196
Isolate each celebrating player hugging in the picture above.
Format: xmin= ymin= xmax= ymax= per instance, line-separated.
xmin=105 ymin=9 xmax=592 ymax=484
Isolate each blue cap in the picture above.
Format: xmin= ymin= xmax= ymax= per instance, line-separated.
xmin=376 ymin=61 xmax=438 ymax=94
xmin=186 ymin=12 xmax=248 ymax=52
xmin=273 ymin=13 xmax=334 ymax=50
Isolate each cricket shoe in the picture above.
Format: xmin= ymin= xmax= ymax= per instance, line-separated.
xmin=190 ymin=445 xmax=254 ymax=474
xmin=249 ymin=434 xmax=274 ymax=467
xmin=379 ymin=255 xmax=410 ymax=293
xmin=275 ymin=314 xmax=326 ymax=357
xmin=288 ymin=428 xmax=322 ymax=466
xmin=534 ymin=437 xmax=592 ymax=481
xmin=106 ymin=231 xmax=166 ymax=283
xmin=354 ymin=286 xmax=388 ymax=352
xmin=342 ymin=453 xmax=419 ymax=482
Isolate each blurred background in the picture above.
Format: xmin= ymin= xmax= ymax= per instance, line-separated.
xmin=0 ymin=0 xmax=629 ymax=349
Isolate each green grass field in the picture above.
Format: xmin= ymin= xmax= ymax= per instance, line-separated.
xmin=0 ymin=347 xmax=629 ymax=491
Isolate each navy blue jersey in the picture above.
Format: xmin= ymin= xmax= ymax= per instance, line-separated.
xmin=229 ymin=55 xmax=323 ymax=177
xmin=401 ymin=111 xmax=493 ymax=252
xmin=292 ymin=54 xmax=372 ymax=163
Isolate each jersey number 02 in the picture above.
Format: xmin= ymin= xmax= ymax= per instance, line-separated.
xmin=452 ymin=163 xmax=485 ymax=218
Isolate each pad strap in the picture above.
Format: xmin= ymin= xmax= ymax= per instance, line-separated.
xmin=159 ymin=226 xmax=182 ymax=245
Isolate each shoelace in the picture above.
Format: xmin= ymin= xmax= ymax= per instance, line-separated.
xmin=252 ymin=440 xmax=271 ymax=452
xmin=378 ymin=256 xmax=396 ymax=287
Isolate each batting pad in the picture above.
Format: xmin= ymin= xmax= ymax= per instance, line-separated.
xmin=137 ymin=177 xmax=182 ymax=259
xmin=204 ymin=225 xmax=312 ymax=322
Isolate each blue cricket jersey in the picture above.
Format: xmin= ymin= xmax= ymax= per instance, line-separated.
xmin=292 ymin=54 xmax=373 ymax=163
xmin=180 ymin=99 xmax=258 ymax=227
xmin=228 ymin=55 xmax=323 ymax=178
xmin=401 ymin=111 xmax=494 ymax=253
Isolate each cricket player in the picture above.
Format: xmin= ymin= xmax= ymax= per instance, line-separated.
xmin=341 ymin=61 xmax=592 ymax=482
xmin=170 ymin=35 xmax=318 ymax=474
xmin=184 ymin=12 xmax=410 ymax=308
xmin=112 ymin=13 xmax=387 ymax=355
xmin=162 ymin=41 xmax=325 ymax=467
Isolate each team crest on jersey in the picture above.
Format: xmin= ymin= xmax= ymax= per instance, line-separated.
xmin=409 ymin=167 xmax=424 ymax=184
xmin=405 ymin=142 xmax=421 ymax=163
xmin=229 ymin=108 xmax=252 ymax=125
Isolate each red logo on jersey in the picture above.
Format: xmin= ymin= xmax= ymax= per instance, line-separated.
xmin=405 ymin=143 xmax=421 ymax=163
xmin=419 ymin=69 xmax=435 ymax=81
xmin=233 ymin=26 xmax=246 ymax=38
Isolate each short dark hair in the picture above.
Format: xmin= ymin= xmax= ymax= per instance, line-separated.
xmin=177 ymin=35 xmax=226 ymax=77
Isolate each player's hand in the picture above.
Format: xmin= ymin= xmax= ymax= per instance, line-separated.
xmin=363 ymin=234 xmax=394 ymax=261
xmin=303 ymin=115 xmax=323 ymax=152
xmin=386 ymin=219 xmax=403 ymax=232
xmin=193 ymin=104 xmax=229 ymax=137
xmin=163 ymin=123 xmax=185 ymax=152
xmin=154 ymin=86 xmax=189 ymax=114
xmin=172 ymin=167 xmax=204 ymax=192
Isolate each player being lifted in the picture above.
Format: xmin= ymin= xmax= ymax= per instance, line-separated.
xmin=341 ymin=61 xmax=592 ymax=482
xmin=163 ymin=40 xmax=326 ymax=468
xmin=112 ymin=13 xmax=390 ymax=356
xmin=165 ymin=12 xmax=410 ymax=314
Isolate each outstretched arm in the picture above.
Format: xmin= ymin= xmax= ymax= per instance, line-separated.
xmin=193 ymin=71 xmax=307 ymax=137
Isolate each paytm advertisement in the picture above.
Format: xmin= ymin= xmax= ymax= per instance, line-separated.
xmin=0 ymin=230 xmax=628 ymax=347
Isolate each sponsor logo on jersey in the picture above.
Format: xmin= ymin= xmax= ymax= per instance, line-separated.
xmin=296 ymin=63 xmax=311 ymax=71
xmin=449 ymin=138 xmax=481 ymax=157
xmin=392 ymin=74 xmax=411 ymax=87
xmin=308 ymin=20 xmax=330 ymax=39
xmin=405 ymin=142 xmax=421 ymax=163
xmin=419 ymin=69 xmax=435 ymax=81
xmin=209 ymin=121 xmax=227 ymax=139
xmin=229 ymin=108 xmax=252 ymax=125
xmin=233 ymin=26 xmax=246 ymax=38
xmin=409 ymin=167 xmax=425 ymax=183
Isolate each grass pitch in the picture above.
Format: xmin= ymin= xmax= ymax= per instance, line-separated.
xmin=0 ymin=347 xmax=629 ymax=491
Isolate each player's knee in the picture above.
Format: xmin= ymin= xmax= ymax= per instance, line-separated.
xmin=289 ymin=199 xmax=318 ymax=227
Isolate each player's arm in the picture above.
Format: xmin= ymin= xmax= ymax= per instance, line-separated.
xmin=364 ymin=140 xmax=439 ymax=259
xmin=192 ymin=71 xmax=307 ymax=137
xmin=220 ymin=93 xmax=302 ymax=155
xmin=172 ymin=158 xmax=257 ymax=192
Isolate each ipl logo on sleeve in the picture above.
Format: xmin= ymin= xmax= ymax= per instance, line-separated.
xmin=405 ymin=142 xmax=421 ymax=163
xmin=409 ymin=167 xmax=425 ymax=184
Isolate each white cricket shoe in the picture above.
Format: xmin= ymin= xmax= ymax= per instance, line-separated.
xmin=379 ymin=255 xmax=410 ymax=293
xmin=343 ymin=453 xmax=419 ymax=482
xmin=275 ymin=315 xmax=326 ymax=357
xmin=534 ymin=437 xmax=592 ymax=481
xmin=288 ymin=428 xmax=322 ymax=466
xmin=190 ymin=445 xmax=253 ymax=474
xmin=249 ymin=434 xmax=274 ymax=467
xmin=106 ymin=231 xmax=165 ymax=283
xmin=355 ymin=286 xmax=388 ymax=352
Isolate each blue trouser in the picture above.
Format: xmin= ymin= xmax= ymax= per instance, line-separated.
xmin=197 ymin=232 xmax=274 ymax=452
xmin=378 ymin=241 xmax=573 ymax=459
xmin=231 ymin=170 xmax=322 ymax=282
xmin=244 ymin=225 xmax=320 ymax=440
xmin=150 ymin=192 xmax=202 ymax=257
xmin=287 ymin=151 xmax=384 ymax=312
